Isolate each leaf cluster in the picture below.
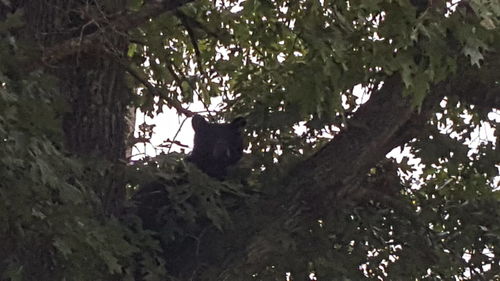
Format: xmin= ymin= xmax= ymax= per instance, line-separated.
xmin=0 ymin=26 xmax=165 ymax=281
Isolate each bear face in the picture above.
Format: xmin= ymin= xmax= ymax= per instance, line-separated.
xmin=187 ymin=114 xmax=246 ymax=179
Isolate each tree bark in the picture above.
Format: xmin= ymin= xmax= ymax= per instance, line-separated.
xmin=214 ymin=59 xmax=500 ymax=279
xmin=14 ymin=0 xmax=132 ymax=213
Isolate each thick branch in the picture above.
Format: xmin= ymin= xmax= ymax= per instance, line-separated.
xmin=216 ymin=75 xmax=423 ymax=279
xmin=40 ymin=0 xmax=196 ymax=66
xmin=455 ymin=82 xmax=500 ymax=109
xmin=190 ymin=61 xmax=500 ymax=280
xmin=285 ymin=76 xmax=415 ymax=209
xmin=288 ymin=66 xmax=499 ymax=211
xmin=453 ymin=54 xmax=500 ymax=109
xmin=313 ymin=77 xmax=407 ymax=183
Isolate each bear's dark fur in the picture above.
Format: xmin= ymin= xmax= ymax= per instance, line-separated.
xmin=187 ymin=114 xmax=246 ymax=179
xmin=130 ymin=115 xmax=246 ymax=279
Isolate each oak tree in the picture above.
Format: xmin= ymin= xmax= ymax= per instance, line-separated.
xmin=0 ymin=0 xmax=499 ymax=280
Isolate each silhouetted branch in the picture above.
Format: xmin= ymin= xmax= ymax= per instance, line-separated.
xmin=40 ymin=0 xmax=197 ymax=66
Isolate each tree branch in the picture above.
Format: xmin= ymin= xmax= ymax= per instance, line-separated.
xmin=223 ymin=64 xmax=500 ymax=277
xmin=40 ymin=0 xmax=197 ymax=66
xmin=454 ymin=81 xmax=500 ymax=110
xmin=286 ymin=62 xmax=499 ymax=214
xmin=289 ymin=76 xmax=414 ymax=204
xmin=452 ymin=54 xmax=500 ymax=110
xmin=122 ymin=60 xmax=194 ymax=117
xmin=176 ymin=10 xmax=205 ymax=76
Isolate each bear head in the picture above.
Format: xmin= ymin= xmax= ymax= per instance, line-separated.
xmin=187 ymin=114 xmax=246 ymax=179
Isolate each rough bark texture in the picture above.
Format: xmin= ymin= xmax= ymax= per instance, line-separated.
xmin=214 ymin=61 xmax=500 ymax=279
xmin=59 ymin=54 xmax=131 ymax=161
xmin=31 ymin=1 xmax=130 ymax=161
xmin=30 ymin=0 xmax=196 ymax=68
xmin=281 ymin=63 xmax=500 ymax=220
xmin=15 ymin=0 xmax=132 ymax=213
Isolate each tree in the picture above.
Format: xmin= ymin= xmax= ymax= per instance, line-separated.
xmin=0 ymin=0 xmax=499 ymax=280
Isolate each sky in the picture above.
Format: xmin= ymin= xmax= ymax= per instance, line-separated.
xmin=131 ymin=90 xmax=499 ymax=188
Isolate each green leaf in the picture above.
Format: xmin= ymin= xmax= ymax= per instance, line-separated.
xmin=0 ymin=10 xmax=25 ymax=33
xmin=102 ymin=251 xmax=122 ymax=274
xmin=480 ymin=17 xmax=496 ymax=30
xmin=463 ymin=38 xmax=488 ymax=66
xmin=53 ymin=237 xmax=73 ymax=257
xmin=127 ymin=43 xmax=138 ymax=57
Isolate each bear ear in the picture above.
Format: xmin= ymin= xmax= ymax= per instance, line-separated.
xmin=231 ymin=117 xmax=246 ymax=129
xmin=192 ymin=114 xmax=208 ymax=131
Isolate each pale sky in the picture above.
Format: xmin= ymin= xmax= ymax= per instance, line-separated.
xmin=132 ymin=92 xmax=499 ymax=188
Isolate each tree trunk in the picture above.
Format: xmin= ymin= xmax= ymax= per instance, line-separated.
xmin=18 ymin=0 xmax=132 ymax=212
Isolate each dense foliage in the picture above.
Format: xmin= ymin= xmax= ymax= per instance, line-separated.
xmin=0 ymin=0 xmax=499 ymax=280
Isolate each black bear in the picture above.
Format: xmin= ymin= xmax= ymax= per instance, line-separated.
xmin=187 ymin=114 xmax=246 ymax=179
xmin=130 ymin=114 xmax=246 ymax=279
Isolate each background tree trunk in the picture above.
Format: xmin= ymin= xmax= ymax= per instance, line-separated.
xmin=18 ymin=0 xmax=133 ymax=212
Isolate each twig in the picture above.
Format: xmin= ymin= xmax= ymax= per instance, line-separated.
xmin=176 ymin=10 xmax=205 ymax=76
xmin=167 ymin=115 xmax=190 ymax=153
xmin=122 ymin=59 xmax=195 ymax=117
xmin=169 ymin=61 xmax=212 ymax=115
